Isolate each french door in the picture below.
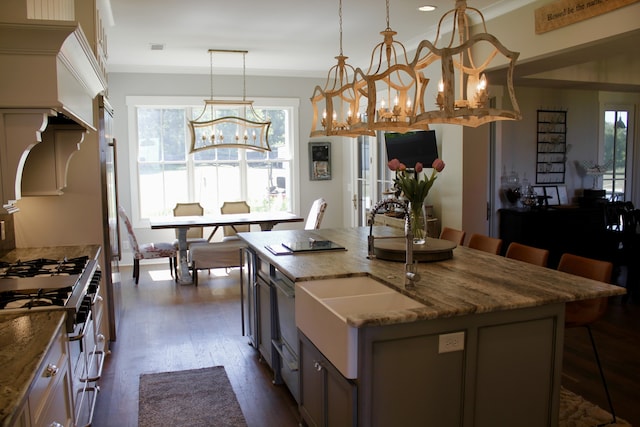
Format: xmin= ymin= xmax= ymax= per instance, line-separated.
xmin=351 ymin=133 xmax=394 ymax=226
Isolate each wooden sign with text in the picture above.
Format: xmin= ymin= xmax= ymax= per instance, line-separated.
xmin=535 ymin=0 xmax=639 ymax=33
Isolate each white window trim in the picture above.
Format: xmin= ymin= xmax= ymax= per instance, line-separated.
xmin=126 ymin=95 xmax=300 ymax=227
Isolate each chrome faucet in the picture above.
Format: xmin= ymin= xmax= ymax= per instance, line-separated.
xmin=368 ymin=198 xmax=421 ymax=287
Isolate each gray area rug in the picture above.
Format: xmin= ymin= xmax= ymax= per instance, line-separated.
xmin=138 ymin=366 xmax=247 ymax=427
xmin=560 ymin=387 xmax=631 ymax=427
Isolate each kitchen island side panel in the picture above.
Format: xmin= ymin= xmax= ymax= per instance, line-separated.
xmin=357 ymin=303 xmax=564 ymax=427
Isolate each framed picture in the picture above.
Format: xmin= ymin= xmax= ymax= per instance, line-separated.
xmin=557 ymin=185 xmax=569 ymax=205
xmin=544 ymin=186 xmax=560 ymax=206
xmin=532 ymin=186 xmax=545 ymax=199
xmin=309 ymin=142 xmax=331 ymax=180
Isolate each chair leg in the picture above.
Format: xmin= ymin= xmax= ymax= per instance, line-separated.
xmin=586 ymin=325 xmax=616 ymax=424
xmin=170 ymin=256 xmax=177 ymax=282
xmin=133 ymin=259 xmax=140 ymax=285
xmin=192 ymin=261 xmax=198 ymax=287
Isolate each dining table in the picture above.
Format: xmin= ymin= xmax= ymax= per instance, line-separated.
xmin=149 ymin=211 xmax=304 ymax=284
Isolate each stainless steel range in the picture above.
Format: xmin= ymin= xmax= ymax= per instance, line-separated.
xmin=0 ymin=255 xmax=105 ymax=427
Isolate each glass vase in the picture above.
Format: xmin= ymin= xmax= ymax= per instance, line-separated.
xmin=409 ymin=202 xmax=427 ymax=245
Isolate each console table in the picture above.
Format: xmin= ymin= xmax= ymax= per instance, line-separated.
xmin=499 ymin=206 xmax=609 ymax=268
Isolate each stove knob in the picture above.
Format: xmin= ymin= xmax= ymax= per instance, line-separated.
xmin=76 ymin=308 xmax=88 ymax=324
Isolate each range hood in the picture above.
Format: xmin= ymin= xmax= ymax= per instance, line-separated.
xmin=0 ymin=21 xmax=106 ymax=213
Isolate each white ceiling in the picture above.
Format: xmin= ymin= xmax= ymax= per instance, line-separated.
xmin=104 ymin=0 xmax=535 ymax=77
xmin=104 ymin=0 xmax=640 ymax=91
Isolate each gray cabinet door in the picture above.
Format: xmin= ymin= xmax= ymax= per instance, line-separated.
xmin=299 ymin=332 xmax=356 ymax=427
xmin=240 ymin=248 xmax=257 ymax=347
xmin=257 ymin=274 xmax=273 ymax=368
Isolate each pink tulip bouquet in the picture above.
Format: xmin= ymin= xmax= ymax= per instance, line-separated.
xmin=387 ymin=158 xmax=446 ymax=207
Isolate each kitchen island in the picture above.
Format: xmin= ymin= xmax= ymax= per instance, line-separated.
xmin=238 ymin=226 xmax=625 ymax=427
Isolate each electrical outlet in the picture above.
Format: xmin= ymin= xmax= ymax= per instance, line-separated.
xmin=122 ymin=241 xmax=130 ymax=250
xmin=438 ymin=331 xmax=465 ymax=353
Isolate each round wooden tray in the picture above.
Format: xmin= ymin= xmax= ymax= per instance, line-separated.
xmin=373 ymin=237 xmax=456 ymax=262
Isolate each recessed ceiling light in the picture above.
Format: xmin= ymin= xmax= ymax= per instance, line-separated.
xmin=418 ymin=5 xmax=437 ymax=12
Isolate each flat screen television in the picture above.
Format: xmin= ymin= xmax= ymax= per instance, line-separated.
xmin=384 ymin=130 xmax=438 ymax=168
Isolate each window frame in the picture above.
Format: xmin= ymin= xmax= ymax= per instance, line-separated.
xmin=126 ymin=95 xmax=300 ymax=227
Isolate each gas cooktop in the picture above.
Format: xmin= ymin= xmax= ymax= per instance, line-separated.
xmin=0 ymin=256 xmax=88 ymax=278
xmin=0 ymin=256 xmax=88 ymax=310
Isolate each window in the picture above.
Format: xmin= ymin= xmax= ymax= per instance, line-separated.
xmin=129 ymin=96 xmax=297 ymax=220
xmin=602 ymin=108 xmax=631 ymax=201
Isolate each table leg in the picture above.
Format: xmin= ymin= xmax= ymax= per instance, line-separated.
xmin=257 ymin=221 xmax=276 ymax=231
xmin=176 ymin=227 xmax=193 ymax=285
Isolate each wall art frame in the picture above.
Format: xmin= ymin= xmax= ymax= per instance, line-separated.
xmin=309 ymin=142 xmax=331 ymax=181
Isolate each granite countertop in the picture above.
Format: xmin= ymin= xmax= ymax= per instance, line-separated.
xmin=0 ymin=311 xmax=66 ymax=427
xmin=238 ymin=227 xmax=626 ymax=327
xmin=0 ymin=244 xmax=101 ymax=263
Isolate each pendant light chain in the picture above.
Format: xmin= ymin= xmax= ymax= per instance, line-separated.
xmin=385 ymin=0 xmax=390 ymax=30
xmin=339 ymin=0 xmax=344 ymax=56
xmin=242 ymin=52 xmax=247 ymax=102
xmin=209 ymin=50 xmax=214 ymax=101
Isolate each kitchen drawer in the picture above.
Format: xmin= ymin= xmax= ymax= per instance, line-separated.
xmin=29 ymin=325 xmax=68 ymax=409
xmin=29 ymin=324 xmax=74 ymax=427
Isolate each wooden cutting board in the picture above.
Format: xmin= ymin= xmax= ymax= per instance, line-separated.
xmin=373 ymin=237 xmax=456 ymax=262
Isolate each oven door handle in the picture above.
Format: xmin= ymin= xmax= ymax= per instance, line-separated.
xmin=68 ymin=310 xmax=91 ymax=341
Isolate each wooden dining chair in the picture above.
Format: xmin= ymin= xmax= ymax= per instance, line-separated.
xmin=467 ymin=233 xmax=503 ymax=255
xmin=439 ymin=227 xmax=466 ymax=246
xmin=304 ymin=198 xmax=327 ymax=230
xmin=118 ymin=206 xmax=177 ymax=284
xmin=557 ymin=253 xmax=616 ymax=424
xmin=505 ymin=242 xmax=549 ymax=267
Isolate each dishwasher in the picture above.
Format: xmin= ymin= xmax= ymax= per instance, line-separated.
xmin=272 ymin=269 xmax=300 ymax=403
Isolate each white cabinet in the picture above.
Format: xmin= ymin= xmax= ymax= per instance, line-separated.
xmin=27 ymin=322 xmax=74 ymax=427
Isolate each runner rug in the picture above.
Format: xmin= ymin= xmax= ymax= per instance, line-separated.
xmin=138 ymin=366 xmax=247 ymax=427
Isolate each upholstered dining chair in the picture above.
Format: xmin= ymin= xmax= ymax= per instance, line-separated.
xmin=118 ymin=206 xmax=177 ymax=285
xmin=505 ymin=242 xmax=549 ymax=267
xmin=557 ymin=253 xmax=616 ymax=424
xmin=219 ymin=201 xmax=251 ymax=241
xmin=172 ymin=202 xmax=208 ymax=249
xmin=467 ymin=233 xmax=503 ymax=255
xmin=304 ymin=198 xmax=327 ymax=230
xmin=439 ymin=227 xmax=466 ymax=246
xmin=189 ymin=240 xmax=246 ymax=286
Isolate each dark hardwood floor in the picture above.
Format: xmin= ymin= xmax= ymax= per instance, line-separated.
xmin=92 ymin=263 xmax=640 ymax=426
xmin=92 ymin=265 xmax=300 ymax=427
xmin=562 ymin=293 xmax=640 ymax=425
